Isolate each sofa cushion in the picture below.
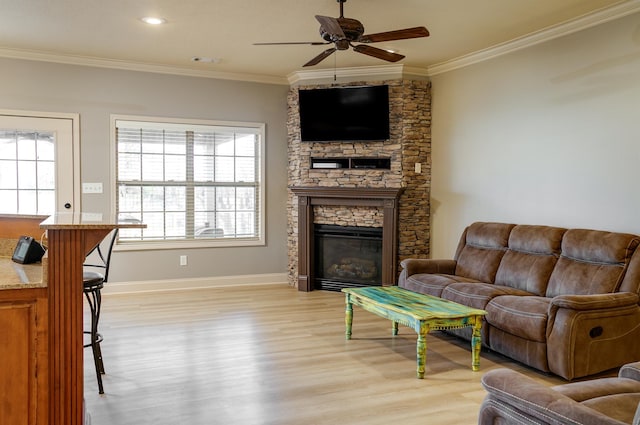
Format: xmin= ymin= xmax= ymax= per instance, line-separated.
xmin=485 ymin=295 xmax=550 ymax=342
xmin=581 ymin=393 xmax=640 ymax=424
xmin=547 ymin=229 xmax=640 ymax=297
xmin=441 ymin=282 xmax=533 ymax=310
xmin=494 ymin=225 xmax=565 ymax=296
xmin=455 ymin=222 xmax=515 ymax=283
xmin=400 ymin=273 xmax=482 ymax=297
xmin=553 ymin=377 xmax=640 ymax=402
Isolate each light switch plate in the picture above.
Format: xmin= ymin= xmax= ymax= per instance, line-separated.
xmin=82 ymin=182 xmax=103 ymax=194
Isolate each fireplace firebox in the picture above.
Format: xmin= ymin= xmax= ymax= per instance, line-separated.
xmin=314 ymin=224 xmax=383 ymax=291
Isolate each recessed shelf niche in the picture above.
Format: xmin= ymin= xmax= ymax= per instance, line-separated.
xmin=310 ymin=157 xmax=391 ymax=170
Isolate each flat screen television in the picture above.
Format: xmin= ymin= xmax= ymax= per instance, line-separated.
xmin=298 ymin=85 xmax=390 ymax=142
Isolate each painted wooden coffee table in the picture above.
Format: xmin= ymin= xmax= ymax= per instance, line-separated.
xmin=342 ymin=286 xmax=487 ymax=378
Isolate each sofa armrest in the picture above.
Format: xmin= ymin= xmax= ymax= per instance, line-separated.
xmin=620 ymin=362 xmax=640 ymax=381
xmin=550 ymin=292 xmax=639 ymax=311
xmin=399 ymin=258 xmax=456 ymax=277
xmin=480 ymin=368 xmax=626 ymax=425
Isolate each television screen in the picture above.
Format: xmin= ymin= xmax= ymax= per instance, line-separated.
xmin=298 ymin=85 xmax=390 ymax=142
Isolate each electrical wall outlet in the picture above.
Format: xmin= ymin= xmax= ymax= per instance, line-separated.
xmin=82 ymin=182 xmax=103 ymax=194
xmin=414 ymin=163 xmax=422 ymax=174
xmin=179 ymin=255 xmax=188 ymax=266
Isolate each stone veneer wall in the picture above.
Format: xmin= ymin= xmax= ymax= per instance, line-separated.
xmin=287 ymin=79 xmax=431 ymax=287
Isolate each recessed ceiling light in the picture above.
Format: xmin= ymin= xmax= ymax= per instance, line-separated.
xmin=141 ymin=17 xmax=167 ymax=25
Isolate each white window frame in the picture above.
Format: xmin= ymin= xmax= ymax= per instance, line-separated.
xmin=110 ymin=114 xmax=266 ymax=251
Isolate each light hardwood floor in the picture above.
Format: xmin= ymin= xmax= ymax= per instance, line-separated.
xmin=83 ymin=284 xmax=565 ymax=425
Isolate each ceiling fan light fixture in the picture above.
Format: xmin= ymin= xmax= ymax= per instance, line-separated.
xmin=140 ymin=16 xmax=167 ymax=25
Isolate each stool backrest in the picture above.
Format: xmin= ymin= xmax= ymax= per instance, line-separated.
xmin=84 ymin=229 xmax=119 ymax=283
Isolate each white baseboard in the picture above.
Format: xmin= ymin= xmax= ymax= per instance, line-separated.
xmin=102 ymin=273 xmax=289 ymax=295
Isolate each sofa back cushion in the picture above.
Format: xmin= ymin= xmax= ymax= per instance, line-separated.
xmin=454 ymin=222 xmax=515 ymax=283
xmin=546 ymin=229 xmax=640 ymax=297
xmin=495 ymin=225 xmax=566 ymax=296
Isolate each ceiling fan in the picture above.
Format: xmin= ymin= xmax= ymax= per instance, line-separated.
xmin=254 ymin=0 xmax=429 ymax=67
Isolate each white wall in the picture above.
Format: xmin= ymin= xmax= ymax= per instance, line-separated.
xmin=0 ymin=59 xmax=290 ymax=283
xmin=430 ymin=12 xmax=640 ymax=257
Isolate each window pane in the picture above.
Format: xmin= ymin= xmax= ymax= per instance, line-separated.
xmin=0 ymin=161 xmax=17 ymax=188
xmin=36 ymin=135 xmax=55 ymax=161
xmin=235 ymin=134 xmax=256 ymax=157
xmin=18 ymin=190 xmax=36 ymax=214
xmin=142 ymin=212 xmax=165 ymax=239
xmin=165 ymin=186 xmax=185 ymax=211
xmin=194 ymin=134 xmax=214 ymax=155
xmin=118 ymin=153 xmax=141 ymax=180
xmin=237 ymin=187 xmax=255 ymax=210
xmin=18 ymin=161 xmax=36 ymax=189
xmin=215 ymin=157 xmax=234 ymax=182
xmin=237 ymin=212 xmax=255 ymax=236
xmin=216 ymin=212 xmax=235 ymax=236
xmin=194 ymin=156 xmax=214 ymax=181
xmin=141 ymin=130 xmax=164 ymax=153
xmin=142 ymin=154 xmax=164 ymax=180
xmin=195 ymin=187 xmax=216 ymax=211
xmin=165 ymin=212 xmax=185 ymax=238
xmin=165 ymin=132 xmax=186 ymax=155
xmin=142 ymin=186 xmax=165 ymax=211
xmin=37 ymin=190 xmax=55 ymax=215
xmin=165 ymin=155 xmax=186 ymax=181
xmin=17 ymin=132 xmax=36 ymax=160
xmin=37 ymin=162 xmax=55 ymax=189
xmin=236 ymin=157 xmax=255 ymax=182
xmin=214 ymin=134 xmax=234 ymax=155
xmin=119 ymin=186 xmax=141 ymax=212
xmin=0 ymin=132 xmax=16 ymax=159
xmin=0 ymin=190 xmax=17 ymax=213
xmin=118 ymin=129 xmax=141 ymax=153
xmin=216 ymin=187 xmax=235 ymax=211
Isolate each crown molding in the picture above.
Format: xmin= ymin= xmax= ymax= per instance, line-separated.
xmin=0 ymin=47 xmax=290 ymax=86
xmin=427 ymin=0 xmax=640 ymax=76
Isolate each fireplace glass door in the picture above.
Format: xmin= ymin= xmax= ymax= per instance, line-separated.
xmin=314 ymin=224 xmax=383 ymax=291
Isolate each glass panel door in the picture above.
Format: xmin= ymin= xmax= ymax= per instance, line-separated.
xmin=0 ymin=113 xmax=79 ymax=214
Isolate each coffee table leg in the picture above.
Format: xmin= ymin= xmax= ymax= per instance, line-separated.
xmin=471 ymin=316 xmax=482 ymax=371
xmin=416 ymin=323 xmax=428 ymax=379
xmin=345 ymin=294 xmax=353 ymax=340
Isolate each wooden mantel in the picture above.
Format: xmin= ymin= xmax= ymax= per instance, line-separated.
xmin=291 ymin=186 xmax=404 ymax=292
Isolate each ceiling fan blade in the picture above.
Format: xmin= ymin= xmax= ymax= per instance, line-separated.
xmin=254 ymin=42 xmax=329 ymax=46
xmin=358 ymin=27 xmax=429 ymax=43
xmin=315 ymin=15 xmax=346 ymax=39
xmin=303 ymin=47 xmax=337 ymax=67
xmin=352 ymin=45 xmax=405 ymax=62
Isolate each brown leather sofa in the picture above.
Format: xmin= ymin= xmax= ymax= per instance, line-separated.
xmin=479 ymin=361 xmax=640 ymax=424
xmin=398 ymin=222 xmax=640 ymax=380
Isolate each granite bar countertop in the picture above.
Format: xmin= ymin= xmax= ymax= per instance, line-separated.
xmin=0 ymin=256 xmax=46 ymax=289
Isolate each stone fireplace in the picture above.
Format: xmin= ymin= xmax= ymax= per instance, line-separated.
xmin=287 ymin=78 xmax=432 ymax=291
